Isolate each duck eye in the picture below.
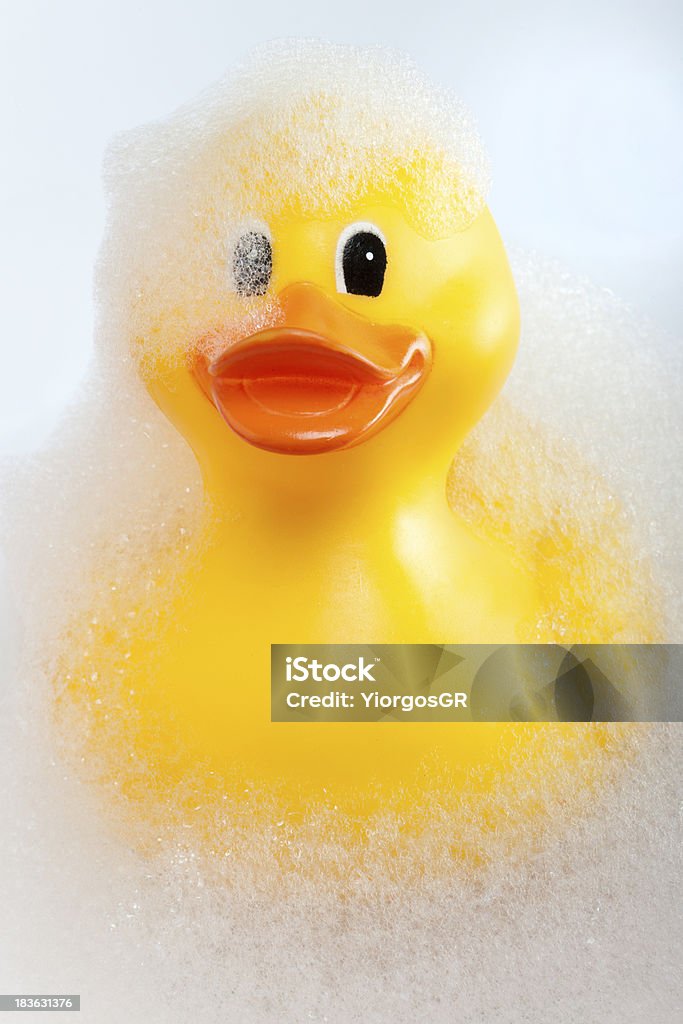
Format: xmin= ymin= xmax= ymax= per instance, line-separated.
xmin=336 ymin=224 xmax=387 ymax=297
xmin=232 ymin=231 xmax=272 ymax=296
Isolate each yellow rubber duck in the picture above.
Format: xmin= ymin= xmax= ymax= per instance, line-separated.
xmin=58 ymin=44 xmax=657 ymax=838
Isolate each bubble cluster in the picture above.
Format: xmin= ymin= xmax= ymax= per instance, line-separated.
xmin=98 ymin=40 xmax=490 ymax=371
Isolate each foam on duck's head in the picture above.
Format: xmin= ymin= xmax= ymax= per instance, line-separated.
xmin=97 ymin=41 xmax=519 ymax=487
xmin=100 ymin=40 xmax=491 ymax=360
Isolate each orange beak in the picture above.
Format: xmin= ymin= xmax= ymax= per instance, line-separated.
xmin=193 ymin=283 xmax=432 ymax=455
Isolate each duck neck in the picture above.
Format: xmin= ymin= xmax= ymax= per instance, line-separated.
xmin=200 ymin=436 xmax=460 ymax=550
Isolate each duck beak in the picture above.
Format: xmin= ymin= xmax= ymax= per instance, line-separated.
xmin=194 ymin=283 xmax=432 ymax=455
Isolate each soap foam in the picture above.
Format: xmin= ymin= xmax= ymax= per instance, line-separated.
xmin=99 ymin=39 xmax=490 ymax=371
xmin=1 ymin=676 xmax=680 ymax=1022
xmin=1 ymin=41 xmax=682 ymax=1023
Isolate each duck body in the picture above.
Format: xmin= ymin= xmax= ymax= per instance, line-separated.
xmin=56 ymin=50 xmax=656 ymax=829
xmin=64 ymin=200 xmax=553 ymax=812
xmin=114 ymin=450 xmax=542 ymax=807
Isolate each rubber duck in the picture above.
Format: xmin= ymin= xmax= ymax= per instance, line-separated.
xmin=58 ymin=44 xmax=657 ymax=831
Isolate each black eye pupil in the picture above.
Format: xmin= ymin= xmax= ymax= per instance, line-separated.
xmin=342 ymin=231 xmax=387 ymax=296
xmin=233 ymin=231 xmax=272 ymax=296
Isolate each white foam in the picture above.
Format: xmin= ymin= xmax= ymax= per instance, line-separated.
xmin=99 ymin=39 xmax=489 ymax=371
xmin=1 ymin=681 xmax=680 ymax=1022
xmin=450 ymin=253 xmax=683 ymax=642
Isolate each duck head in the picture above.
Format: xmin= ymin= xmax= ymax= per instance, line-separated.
xmin=137 ymin=198 xmax=518 ymax=502
xmin=118 ymin=46 xmax=519 ymax=502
